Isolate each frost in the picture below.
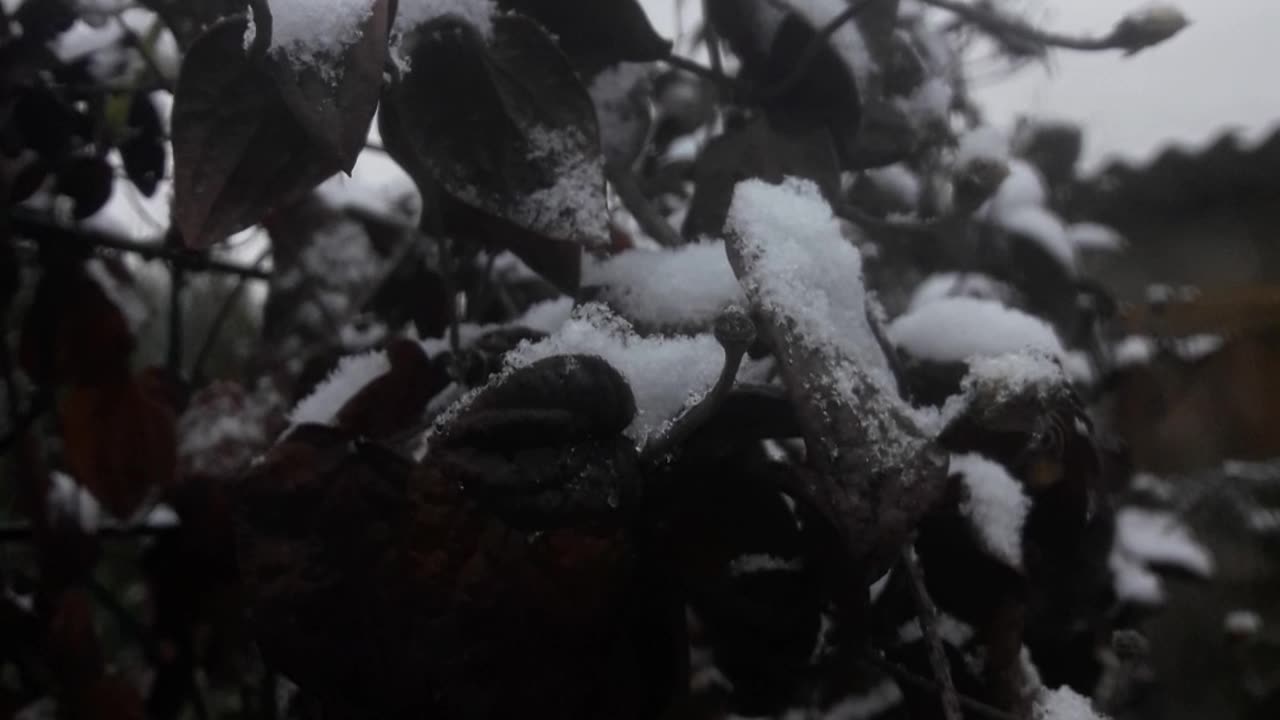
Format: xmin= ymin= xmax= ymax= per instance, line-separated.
xmin=394 ymin=0 xmax=497 ymax=41
xmin=993 ymin=204 xmax=1076 ymax=271
xmin=266 ymin=0 xmax=377 ymax=79
xmin=1068 ymin=222 xmax=1126 ymax=252
xmin=908 ymin=272 xmax=1009 ymax=311
xmin=290 ymin=350 xmax=392 ymax=426
xmin=888 ymin=297 xmax=1065 ymax=364
xmin=585 ymin=241 xmax=745 ymax=328
xmin=727 ymin=177 xmax=898 ymax=394
xmin=1032 ymin=686 xmax=1109 ymax=720
xmin=952 ymin=453 xmax=1031 ymax=569
xmin=501 ymin=304 xmax=766 ymax=446
xmin=455 ymin=125 xmax=608 ymax=246
xmin=180 ymin=380 xmax=282 ymax=477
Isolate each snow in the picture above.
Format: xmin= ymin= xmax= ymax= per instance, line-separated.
xmin=289 ymin=349 xmax=392 ymax=426
xmin=727 ymin=554 xmax=804 ymax=576
xmin=1109 ymin=550 xmax=1165 ymax=605
xmin=951 ymin=453 xmax=1032 ymax=569
xmin=394 ymin=0 xmax=497 ymax=41
xmin=864 ymin=164 xmax=922 ymax=209
xmin=316 ymin=146 xmax=422 ymax=226
xmin=85 ymin=258 xmax=148 ymax=333
xmin=899 ymin=76 xmax=954 ymax=129
xmin=824 ymin=681 xmax=904 ymax=720
xmin=956 ymin=125 xmax=1010 ymax=165
xmin=52 ymin=8 xmax=180 ymax=82
xmin=1114 ymin=508 xmax=1215 ymax=577
xmin=1224 ymin=609 xmax=1262 ymax=637
xmin=1112 ymin=334 xmax=1225 ymax=368
xmin=1032 ymin=686 xmax=1109 ymax=720
xmin=727 ymin=177 xmax=898 ymax=394
xmin=888 ymin=297 xmax=1065 ymax=364
xmin=986 ymin=159 xmax=1048 ymax=213
xmin=908 ymin=272 xmax=1009 ymax=311
xmin=266 ymin=0 xmax=378 ymax=77
xmin=993 ymin=204 xmax=1077 ymax=271
xmin=1067 ymin=222 xmax=1126 ymax=252
xmin=48 ymin=472 xmax=102 ymax=532
xmin=584 ymin=241 xmax=745 ymax=328
xmin=500 ymin=303 xmax=765 ymax=446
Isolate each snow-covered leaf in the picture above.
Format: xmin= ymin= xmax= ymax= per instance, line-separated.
xmin=584 ymin=240 xmax=745 ymax=329
xmin=889 ymin=297 xmax=1065 ymax=365
xmin=725 ymin=176 xmax=945 ymax=573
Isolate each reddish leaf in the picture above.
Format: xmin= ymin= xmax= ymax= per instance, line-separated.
xmin=268 ymin=0 xmax=389 ymax=169
xmin=60 ymin=375 xmax=178 ymax=519
xmin=171 ymin=18 xmax=347 ymax=248
xmin=45 ymin=590 xmax=104 ymax=692
xmin=19 ymin=264 xmax=134 ymax=386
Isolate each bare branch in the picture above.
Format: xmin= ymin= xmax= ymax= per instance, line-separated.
xmin=902 ymin=547 xmax=964 ymax=720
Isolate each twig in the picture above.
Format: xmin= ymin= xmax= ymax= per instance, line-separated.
xmin=902 ymin=546 xmax=964 ymax=720
xmin=701 ymin=0 xmax=724 ymax=75
xmin=860 ymin=654 xmax=1020 ymax=720
xmin=661 ymin=52 xmax=745 ymax=96
xmin=9 ymin=209 xmax=272 ymax=279
xmin=606 ymin=163 xmax=683 ymax=247
xmin=919 ymin=0 xmax=1119 ymax=52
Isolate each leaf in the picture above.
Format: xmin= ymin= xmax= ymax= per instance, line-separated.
xmin=119 ymin=93 xmax=166 ymax=196
xmin=61 ymin=373 xmax=178 ymax=519
xmin=382 ymin=14 xmax=608 ymax=250
xmin=19 ymin=264 xmax=134 ymax=386
xmin=440 ymin=195 xmax=583 ymax=293
xmin=334 ymin=338 xmax=451 ymax=440
xmin=498 ymin=0 xmax=670 ymax=69
xmin=268 ymin=0 xmax=390 ymax=169
xmin=171 ymin=18 xmax=345 ymax=248
xmin=683 ymin=116 xmax=841 ymax=239
xmin=137 ymin=0 xmax=248 ymax=49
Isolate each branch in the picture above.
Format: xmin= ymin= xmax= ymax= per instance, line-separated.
xmin=860 ymin=654 xmax=1020 ymax=720
xmin=920 ymin=0 xmax=1185 ymax=54
xmin=9 ymin=209 xmax=272 ymax=279
xmin=902 ymin=547 xmax=964 ymax=720
xmin=661 ymin=52 xmax=745 ymax=97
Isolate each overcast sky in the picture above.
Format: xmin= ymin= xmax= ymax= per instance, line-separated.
xmin=641 ymin=0 xmax=1280 ymax=172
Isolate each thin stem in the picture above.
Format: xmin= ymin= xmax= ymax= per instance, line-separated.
xmin=661 ymin=52 xmax=745 ymax=96
xmin=607 ymin=163 xmax=683 ymax=247
xmin=920 ymin=0 xmax=1117 ymax=52
xmin=701 ymin=0 xmax=724 ymax=75
xmin=113 ymin=12 xmax=174 ymax=92
xmin=9 ymin=210 xmax=272 ymax=279
xmin=902 ymin=546 xmax=964 ymax=720
xmin=190 ymin=246 xmax=271 ymax=385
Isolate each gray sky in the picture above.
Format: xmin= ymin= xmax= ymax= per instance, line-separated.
xmin=641 ymin=0 xmax=1280 ymax=171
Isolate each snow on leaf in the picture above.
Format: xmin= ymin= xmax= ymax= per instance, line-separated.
xmin=1032 ymin=686 xmax=1110 ymax=720
xmin=500 ymin=303 xmax=765 ymax=447
xmin=784 ymin=0 xmax=876 ymax=90
xmin=956 ymin=125 xmax=1009 ymax=166
xmin=395 ymin=0 xmax=497 ymax=43
xmin=1067 ymin=222 xmax=1126 ymax=252
xmin=584 ymin=240 xmax=746 ymax=328
xmin=1114 ymin=507 xmax=1214 ymax=577
xmin=864 ymin=163 xmax=922 ymax=210
xmin=993 ymin=204 xmax=1076 ymax=271
xmin=888 ymin=297 xmax=1065 ymax=364
xmin=951 ymin=453 xmax=1031 ymax=569
xmin=266 ymin=0 xmax=378 ymax=77
xmin=725 ymin=176 xmax=945 ymax=572
xmin=289 ymin=350 xmax=392 ymax=426
xmin=1224 ymin=609 xmax=1262 ymax=637
xmin=908 ymin=272 xmax=1011 ymax=311
xmin=49 ymin=471 xmax=103 ymax=532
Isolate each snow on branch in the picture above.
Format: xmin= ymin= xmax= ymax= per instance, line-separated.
xmin=724 ymin=176 xmax=946 ymax=573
